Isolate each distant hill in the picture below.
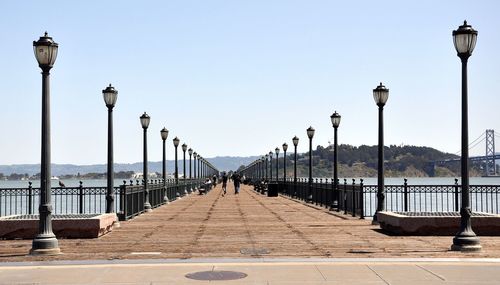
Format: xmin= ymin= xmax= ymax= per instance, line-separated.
xmin=239 ymin=144 xmax=487 ymax=177
xmin=0 ymin=156 xmax=259 ymax=176
xmin=0 ymin=145 xmax=491 ymax=178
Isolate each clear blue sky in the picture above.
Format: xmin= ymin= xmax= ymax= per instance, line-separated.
xmin=1 ymin=0 xmax=499 ymax=165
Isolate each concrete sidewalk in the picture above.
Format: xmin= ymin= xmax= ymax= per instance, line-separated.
xmin=1 ymin=258 xmax=499 ymax=284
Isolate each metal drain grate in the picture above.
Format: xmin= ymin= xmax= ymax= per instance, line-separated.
xmin=185 ymin=271 xmax=247 ymax=281
xmin=240 ymin=248 xmax=270 ymax=255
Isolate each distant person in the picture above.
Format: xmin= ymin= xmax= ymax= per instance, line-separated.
xmin=232 ymin=173 xmax=241 ymax=194
xmin=212 ymin=174 xmax=217 ymax=186
xmin=221 ymin=173 xmax=228 ymax=196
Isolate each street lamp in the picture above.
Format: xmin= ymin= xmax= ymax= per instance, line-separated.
xmin=173 ymin=137 xmax=180 ymax=198
xmin=372 ymin=83 xmax=389 ymax=223
xmin=275 ymin=147 xmax=280 ymax=181
xmin=292 ymin=136 xmax=299 ymax=198
xmin=31 ymin=32 xmax=60 ymax=255
xmin=160 ymin=127 xmax=169 ymax=202
xmin=307 ymin=127 xmax=315 ymax=203
xmin=265 ymin=154 xmax=269 ymax=181
xmin=140 ymin=112 xmax=152 ymax=211
xmin=103 ymin=84 xmax=118 ymax=213
xmin=182 ymin=143 xmax=188 ymax=194
xmin=330 ymin=111 xmax=341 ymax=211
xmin=188 ymin=148 xmax=193 ymax=193
xmin=269 ymin=151 xmax=273 ymax=182
xmin=451 ymin=21 xmax=481 ymax=252
xmin=283 ymin=143 xmax=288 ymax=194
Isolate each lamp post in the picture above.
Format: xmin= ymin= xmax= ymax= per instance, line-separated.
xmin=451 ymin=21 xmax=481 ymax=252
xmin=188 ymin=148 xmax=193 ymax=193
xmin=173 ymin=137 xmax=180 ymax=198
xmin=275 ymin=147 xmax=280 ymax=181
xmin=103 ymin=84 xmax=118 ymax=213
xmin=193 ymin=152 xmax=197 ymax=190
xmin=307 ymin=127 xmax=315 ymax=203
xmin=265 ymin=154 xmax=269 ymax=181
xmin=269 ymin=151 xmax=273 ymax=182
xmin=372 ymin=83 xmax=389 ymax=223
xmin=140 ymin=112 xmax=152 ymax=211
xmin=160 ymin=127 xmax=169 ymax=202
xmin=282 ymin=143 xmax=288 ymax=194
xmin=330 ymin=111 xmax=341 ymax=211
xmin=292 ymin=136 xmax=299 ymax=197
xmin=31 ymin=32 xmax=60 ymax=255
xmin=182 ymin=144 xmax=188 ymax=194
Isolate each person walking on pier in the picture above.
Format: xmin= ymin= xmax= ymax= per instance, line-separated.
xmin=232 ymin=173 xmax=241 ymax=194
xmin=221 ymin=172 xmax=228 ymax=196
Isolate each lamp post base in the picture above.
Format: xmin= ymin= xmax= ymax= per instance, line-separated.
xmin=144 ymin=202 xmax=152 ymax=212
xmin=451 ymin=235 xmax=482 ymax=252
xmin=30 ymin=236 xmax=60 ymax=256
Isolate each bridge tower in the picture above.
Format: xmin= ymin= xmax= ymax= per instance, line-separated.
xmin=485 ymin=129 xmax=496 ymax=176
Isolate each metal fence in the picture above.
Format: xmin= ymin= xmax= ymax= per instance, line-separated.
xmin=275 ymin=178 xmax=364 ymax=218
xmin=269 ymin=177 xmax=500 ymax=218
xmin=0 ymin=179 xmax=203 ymax=221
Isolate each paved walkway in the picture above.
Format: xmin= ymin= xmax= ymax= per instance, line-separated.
xmin=1 ymin=258 xmax=500 ymax=284
xmin=2 ymin=184 xmax=500 ymax=262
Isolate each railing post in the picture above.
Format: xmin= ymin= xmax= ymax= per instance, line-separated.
xmin=404 ymin=178 xmax=408 ymax=212
xmin=28 ymin=181 xmax=33 ymax=215
xmin=360 ymin=179 xmax=364 ymax=219
xmin=336 ymin=178 xmax=340 ymax=212
xmin=344 ymin=178 xmax=347 ymax=215
xmin=454 ymin=178 xmax=459 ymax=212
xmin=79 ymin=181 xmax=84 ymax=214
xmin=352 ymin=179 xmax=356 ymax=217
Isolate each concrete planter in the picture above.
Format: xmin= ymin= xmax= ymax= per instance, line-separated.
xmin=0 ymin=213 xmax=118 ymax=239
xmin=377 ymin=211 xmax=500 ymax=236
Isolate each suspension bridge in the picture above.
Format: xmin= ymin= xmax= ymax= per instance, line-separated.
xmin=433 ymin=129 xmax=500 ymax=176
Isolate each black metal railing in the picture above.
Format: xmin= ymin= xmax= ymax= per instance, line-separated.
xmin=275 ymin=177 xmax=364 ymax=218
xmin=269 ymin=177 xmax=500 ymax=219
xmin=0 ymin=178 xmax=204 ymax=220
xmin=362 ymin=179 xmax=500 ymax=217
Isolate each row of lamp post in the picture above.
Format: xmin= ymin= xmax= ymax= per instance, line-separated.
xmin=240 ymin=20 xmax=479 ymax=252
xmin=30 ymin=32 xmax=219 ymax=255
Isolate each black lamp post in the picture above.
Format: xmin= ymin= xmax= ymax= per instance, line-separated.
xmin=282 ymin=143 xmax=288 ymax=194
xmin=275 ymin=147 xmax=280 ymax=181
xmin=140 ymin=112 xmax=152 ymax=211
xmin=160 ymin=127 xmax=169 ymax=202
xmin=269 ymin=151 xmax=273 ymax=182
xmin=193 ymin=152 xmax=198 ymax=190
xmin=261 ymin=157 xmax=265 ymax=180
xmin=188 ymin=148 xmax=193 ymax=193
xmin=265 ymin=154 xmax=269 ymax=181
xmin=451 ymin=21 xmax=481 ymax=252
xmin=182 ymin=143 xmax=188 ymax=194
xmin=102 ymin=84 xmax=118 ymax=213
xmin=307 ymin=127 xmax=315 ymax=203
xmin=372 ymin=83 xmax=389 ymax=223
xmin=31 ymin=32 xmax=60 ymax=255
xmin=173 ymin=137 xmax=180 ymax=198
xmin=330 ymin=111 xmax=341 ymax=211
xmin=292 ymin=136 xmax=299 ymax=197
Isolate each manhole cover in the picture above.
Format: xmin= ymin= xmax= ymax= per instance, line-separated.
xmin=185 ymin=271 xmax=247 ymax=281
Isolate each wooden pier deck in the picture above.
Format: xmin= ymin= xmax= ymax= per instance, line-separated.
xmin=1 ymin=184 xmax=500 ymax=262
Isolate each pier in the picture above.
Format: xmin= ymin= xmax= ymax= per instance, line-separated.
xmin=2 ymin=184 xmax=500 ymax=262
